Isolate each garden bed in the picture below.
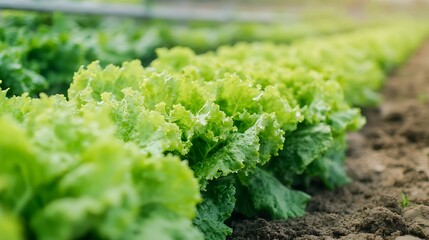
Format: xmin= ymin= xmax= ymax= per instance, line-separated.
xmin=230 ymin=41 xmax=429 ymax=240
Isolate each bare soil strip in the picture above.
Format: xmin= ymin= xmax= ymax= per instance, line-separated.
xmin=230 ymin=41 xmax=429 ymax=240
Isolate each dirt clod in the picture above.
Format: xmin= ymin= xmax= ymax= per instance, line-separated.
xmin=352 ymin=207 xmax=407 ymax=236
xmin=395 ymin=236 xmax=423 ymax=240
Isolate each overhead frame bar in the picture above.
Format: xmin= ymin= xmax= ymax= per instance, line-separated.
xmin=0 ymin=1 xmax=290 ymax=23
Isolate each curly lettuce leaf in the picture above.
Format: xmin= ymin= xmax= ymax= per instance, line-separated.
xmin=301 ymin=135 xmax=351 ymax=189
xmin=96 ymin=90 xmax=187 ymax=156
xmin=122 ymin=206 xmax=203 ymax=240
xmin=270 ymin=124 xmax=334 ymax=178
xmin=0 ymin=208 xmax=22 ymax=240
xmin=0 ymin=117 xmax=46 ymax=212
xmin=236 ymin=167 xmax=310 ymax=219
xmin=193 ymin=114 xmax=284 ymax=187
xmin=193 ymin=178 xmax=236 ymax=240
xmin=0 ymin=94 xmax=201 ymax=240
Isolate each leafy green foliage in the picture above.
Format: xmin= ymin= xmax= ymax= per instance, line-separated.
xmin=236 ymin=167 xmax=310 ymax=219
xmin=0 ymin=208 xmax=22 ymax=240
xmin=68 ymin=61 xmax=285 ymax=189
xmin=153 ymin=23 xmax=429 ymax=107
xmin=193 ymin=178 xmax=236 ymax=240
xmin=0 ymin=13 xmax=358 ymax=97
xmin=120 ymin=206 xmax=204 ymax=240
xmin=0 ymin=94 xmax=202 ymax=240
xmin=0 ymin=15 xmax=428 ymax=240
xmin=147 ymin=22 xmax=428 ymax=238
xmin=400 ymin=193 xmax=410 ymax=208
xmin=267 ymin=124 xmax=334 ymax=186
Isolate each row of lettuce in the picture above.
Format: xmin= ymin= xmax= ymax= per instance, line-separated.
xmin=0 ymin=13 xmax=358 ymax=97
xmin=1 ymin=21 xmax=428 ymax=240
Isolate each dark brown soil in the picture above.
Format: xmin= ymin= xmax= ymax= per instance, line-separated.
xmin=229 ymin=42 xmax=429 ymax=240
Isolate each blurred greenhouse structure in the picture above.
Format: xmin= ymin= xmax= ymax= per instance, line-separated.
xmin=0 ymin=0 xmax=428 ymax=22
